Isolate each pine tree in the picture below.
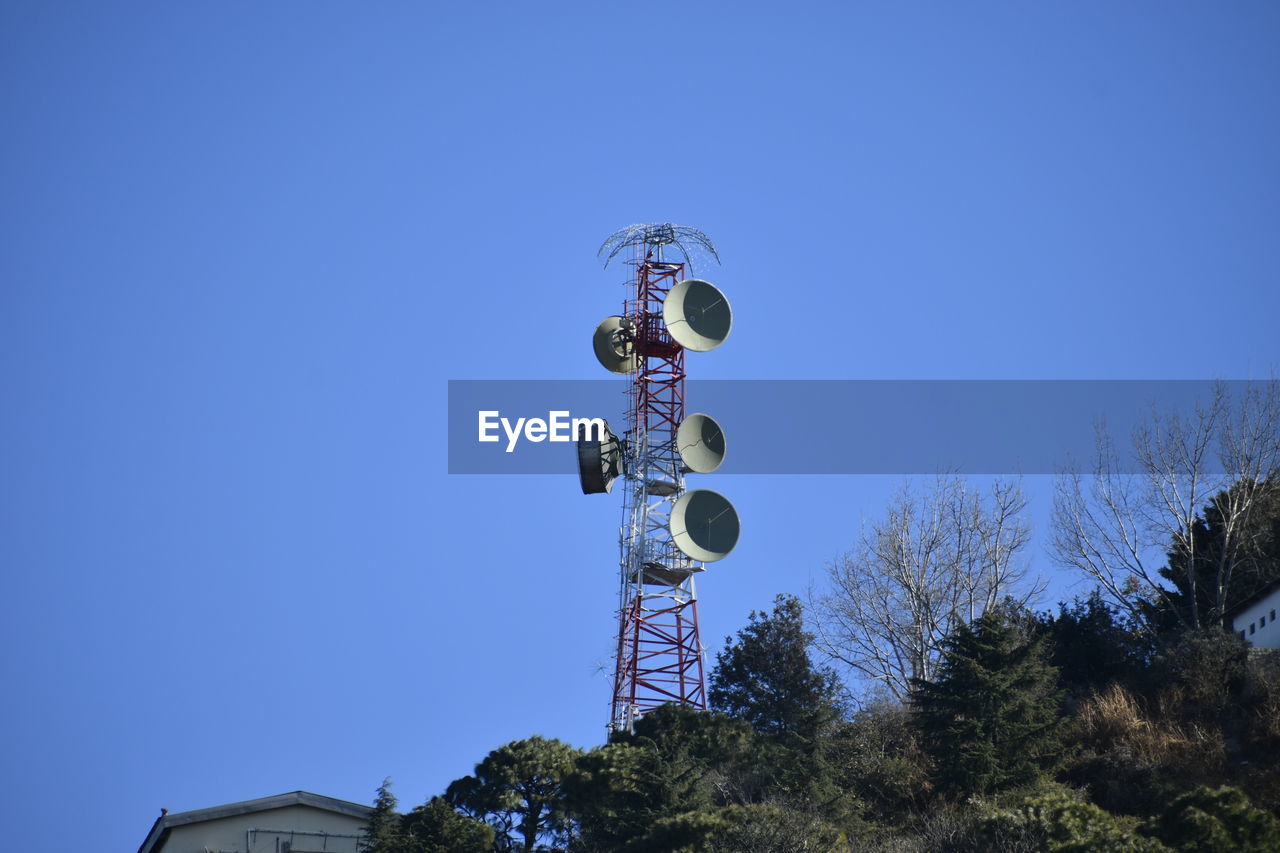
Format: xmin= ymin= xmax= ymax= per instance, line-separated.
xmin=708 ymin=595 xmax=859 ymax=827
xmin=362 ymin=778 xmax=404 ymax=853
xmin=565 ymin=706 xmax=757 ymax=851
xmin=709 ymin=594 xmax=842 ymax=741
xmin=400 ymin=797 xmax=493 ymax=853
xmin=445 ymin=736 xmax=581 ymax=852
xmin=1041 ymin=590 xmax=1153 ymax=702
xmin=910 ymin=608 xmax=1062 ymax=797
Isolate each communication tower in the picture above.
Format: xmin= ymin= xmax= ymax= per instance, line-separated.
xmin=578 ymin=223 xmax=740 ymax=734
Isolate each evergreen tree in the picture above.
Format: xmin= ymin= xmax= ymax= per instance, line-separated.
xmin=400 ymin=797 xmax=493 ymax=853
xmin=911 ymin=608 xmax=1063 ymax=797
xmin=445 ymin=736 xmax=581 ymax=852
xmin=709 ymin=803 xmax=854 ymax=853
xmin=617 ymin=810 xmax=726 ymax=853
xmin=709 ymin=597 xmax=864 ymax=831
xmin=1149 ymin=626 xmax=1248 ymax=726
xmin=709 ymin=594 xmax=842 ymax=741
xmin=362 ymin=778 xmax=404 ymax=853
xmin=1153 ymin=478 xmax=1280 ymax=631
xmin=566 ymin=706 xmax=757 ymax=851
xmin=565 ymin=742 xmax=659 ymax=852
xmin=1041 ymin=591 xmax=1154 ymax=704
xmin=624 ymin=705 xmax=755 ymax=810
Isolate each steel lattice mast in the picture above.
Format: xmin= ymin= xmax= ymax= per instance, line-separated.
xmin=612 ymin=253 xmax=703 ymax=732
xmin=588 ymin=223 xmax=736 ymax=735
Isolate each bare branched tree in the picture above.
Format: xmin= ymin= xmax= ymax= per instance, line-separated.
xmin=813 ymin=475 xmax=1040 ymax=702
xmin=1051 ymin=379 xmax=1280 ymax=632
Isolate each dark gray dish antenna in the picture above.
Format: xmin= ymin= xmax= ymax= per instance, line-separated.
xmin=592 ymin=315 xmax=638 ymax=374
xmin=577 ymin=421 xmax=623 ymax=494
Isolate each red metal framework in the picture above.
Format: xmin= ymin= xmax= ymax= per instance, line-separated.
xmin=627 ymin=262 xmax=686 ymax=436
xmin=614 ymin=597 xmax=705 ymax=713
xmin=610 ymin=255 xmax=707 ymax=733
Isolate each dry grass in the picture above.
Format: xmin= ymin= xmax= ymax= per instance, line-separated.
xmin=1076 ymin=684 xmax=1224 ymax=773
xmin=1077 ymin=683 xmax=1149 ymax=745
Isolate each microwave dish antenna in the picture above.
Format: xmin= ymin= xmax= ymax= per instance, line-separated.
xmin=669 ymin=489 xmax=740 ymax=563
xmin=592 ymin=316 xmax=639 ymax=374
xmin=676 ymin=413 xmax=726 ymax=474
xmin=663 ymin=278 xmax=733 ymax=352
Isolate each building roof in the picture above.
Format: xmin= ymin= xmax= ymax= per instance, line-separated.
xmin=136 ymin=790 xmax=373 ymax=853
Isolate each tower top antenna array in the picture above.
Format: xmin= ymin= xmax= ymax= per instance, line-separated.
xmin=598 ymin=223 xmax=720 ymax=270
xmin=577 ymin=223 xmax=740 ymax=734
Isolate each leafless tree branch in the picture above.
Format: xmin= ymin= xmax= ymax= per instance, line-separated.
xmin=1051 ymin=378 xmax=1280 ymax=632
xmin=813 ymin=474 xmax=1041 ymax=702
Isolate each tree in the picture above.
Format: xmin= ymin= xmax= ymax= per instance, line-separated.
xmin=826 ymin=702 xmax=931 ymax=821
xmin=565 ymin=742 xmax=660 ymax=852
xmin=815 ymin=475 xmax=1040 ymax=701
xmin=446 ymin=736 xmax=581 ymax=852
xmin=709 ymin=594 xmax=842 ymax=742
xmin=1040 ymin=590 xmax=1154 ymax=704
xmin=624 ymin=704 xmax=761 ymax=806
xmin=911 ymin=608 xmax=1062 ymax=797
xmin=616 ymin=810 xmax=726 ymax=853
xmin=400 ymin=797 xmax=494 ymax=853
xmin=1153 ymin=478 xmax=1280 ymax=631
xmin=709 ymin=598 xmax=867 ymax=834
xmin=606 ymin=805 xmax=854 ymax=853
xmin=565 ymin=706 xmax=758 ymax=852
xmin=1052 ymin=379 xmax=1280 ymax=633
xmin=1149 ymin=626 xmax=1248 ymax=727
xmin=362 ymin=778 xmax=405 ymax=853
xmin=709 ymin=804 xmax=853 ymax=853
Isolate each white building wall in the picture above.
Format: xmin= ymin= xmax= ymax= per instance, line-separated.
xmin=1233 ymin=586 xmax=1280 ymax=651
xmin=162 ymin=804 xmax=365 ymax=853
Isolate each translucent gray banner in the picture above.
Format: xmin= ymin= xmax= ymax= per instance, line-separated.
xmin=447 ymin=380 xmax=1262 ymax=474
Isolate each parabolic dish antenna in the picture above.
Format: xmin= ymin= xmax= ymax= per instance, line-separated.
xmin=663 ymin=279 xmax=732 ymax=352
xmin=592 ymin=316 xmax=638 ymax=374
xmin=676 ymin=413 xmax=726 ymax=474
xmin=577 ymin=421 xmax=622 ymax=494
xmin=669 ymin=489 xmax=740 ymax=562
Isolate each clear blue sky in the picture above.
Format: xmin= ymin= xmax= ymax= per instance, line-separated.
xmin=2 ymin=4 xmax=1278 ymax=851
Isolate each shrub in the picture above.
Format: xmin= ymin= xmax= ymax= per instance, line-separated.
xmin=979 ymin=791 xmax=1170 ymax=852
xmin=1143 ymin=785 xmax=1280 ymax=853
xmin=828 ymin=702 xmax=931 ymax=821
xmin=1150 ymin=629 xmax=1247 ymax=727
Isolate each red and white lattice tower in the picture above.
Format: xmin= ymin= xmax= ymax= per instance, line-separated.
xmin=587 ymin=224 xmax=738 ymax=735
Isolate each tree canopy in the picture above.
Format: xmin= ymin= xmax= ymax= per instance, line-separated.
xmin=446 ymin=736 xmax=581 ymax=853
xmin=816 ymin=476 xmax=1038 ymax=699
xmin=401 ymin=796 xmax=493 ymax=853
xmin=361 ymin=778 xmax=403 ymax=853
xmin=709 ymin=593 xmax=842 ymax=742
xmin=1154 ymin=477 xmax=1280 ymax=631
xmin=369 ymin=573 xmax=1280 ymax=849
xmin=911 ymin=607 xmax=1063 ymax=796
